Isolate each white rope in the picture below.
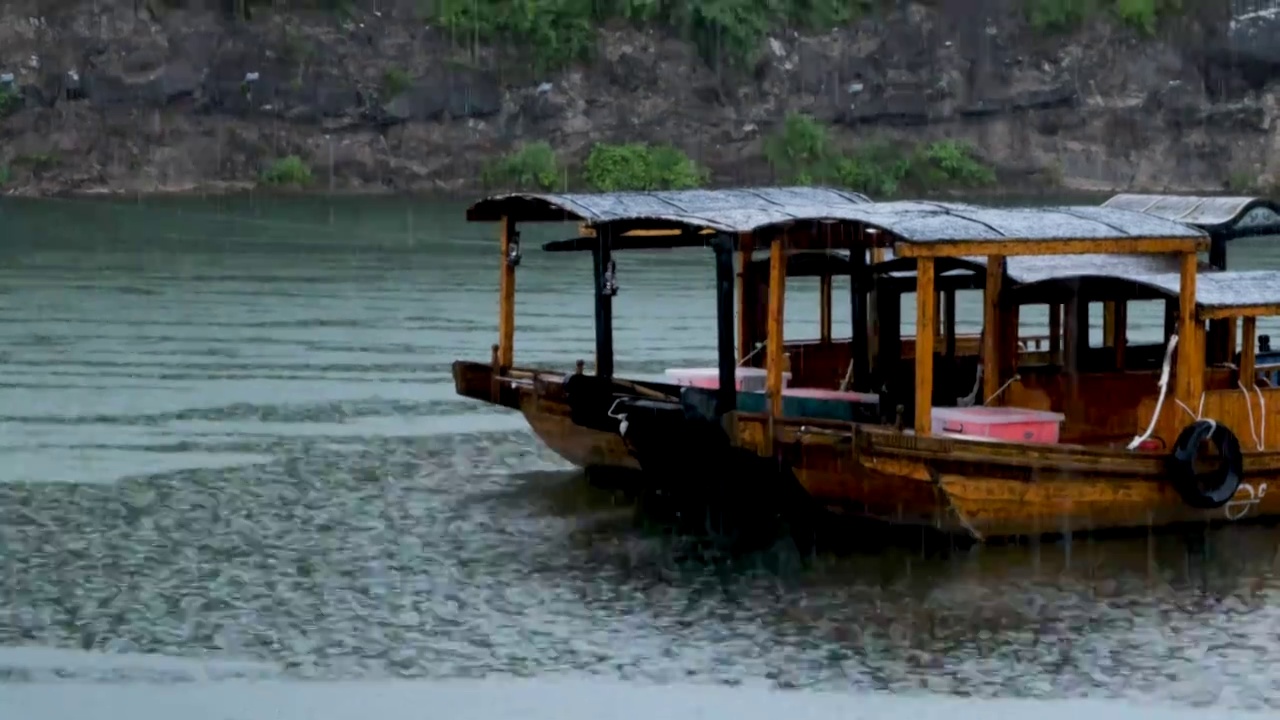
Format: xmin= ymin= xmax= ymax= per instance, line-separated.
xmin=984 ymin=373 xmax=1020 ymax=406
xmin=1173 ymin=395 xmax=1212 ymax=433
xmin=1240 ymin=380 xmax=1261 ymax=451
xmin=737 ymin=341 xmax=766 ymax=367
xmin=1256 ymin=383 xmax=1267 ymax=451
xmin=606 ymin=398 xmax=629 ymax=437
xmin=1127 ymin=333 xmax=1178 ymax=450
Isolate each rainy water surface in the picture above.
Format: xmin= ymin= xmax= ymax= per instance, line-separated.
xmin=2 ymin=195 xmax=1280 ymax=708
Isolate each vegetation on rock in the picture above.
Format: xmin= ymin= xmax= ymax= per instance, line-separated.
xmin=431 ymin=0 xmax=878 ymax=73
xmin=581 ymin=143 xmax=707 ymax=191
xmin=764 ymin=113 xmax=995 ymax=196
xmin=482 ymin=141 xmax=706 ymax=192
xmin=482 ymin=142 xmax=562 ymax=191
xmin=425 ymin=0 xmax=1182 ymax=74
xmin=381 ymin=67 xmax=412 ymax=98
xmin=261 ymin=156 xmax=314 ymax=187
xmin=0 ymin=164 xmax=9 ymax=187
xmin=1026 ymin=0 xmax=1180 ymax=34
xmin=0 ymin=85 xmax=22 ymax=118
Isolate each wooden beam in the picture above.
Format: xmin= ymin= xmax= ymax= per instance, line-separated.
xmin=819 ymin=272 xmax=833 ymax=342
xmin=1199 ymin=304 xmax=1280 ymax=320
xmin=736 ymin=234 xmax=754 ymax=362
xmin=1242 ymin=316 xmax=1258 ymax=385
xmin=1102 ymin=301 xmax=1116 ymax=348
xmin=982 ymin=256 xmax=1004 ymax=404
xmin=892 ymin=236 xmax=1207 ymax=259
xmin=944 ymin=287 xmax=957 ymax=359
xmin=714 ymin=235 xmax=737 ymax=417
xmin=1064 ymin=294 xmax=1081 ymax=371
xmin=850 ymin=240 xmax=870 ymax=391
xmin=592 ymin=230 xmax=615 ymax=378
xmin=915 ymin=258 xmax=936 ymax=435
xmin=1048 ymin=302 xmax=1062 ymax=364
xmin=577 ymin=223 xmax=715 ymax=239
xmin=1176 ymin=251 xmax=1201 ymax=407
xmin=1114 ymin=300 xmax=1128 ymax=370
xmin=766 ymin=238 xmax=787 ymax=418
xmin=497 ymin=216 xmax=516 ymax=368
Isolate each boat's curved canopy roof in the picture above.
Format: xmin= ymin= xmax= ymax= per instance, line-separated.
xmin=1102 ymin=193 xmax=1280 ymax=241
xmin=750 ymin=249 xmax=1200 ymax=291
xmin=467 ymin=187 xmax=872 ymax=224
xmin=1007 ymin=270 xmax=1280 ymax=319
xmin=470 ymin=188 xmax=1210 ymax=257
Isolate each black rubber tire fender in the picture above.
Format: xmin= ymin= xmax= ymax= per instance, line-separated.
xmin=1167 ymin=420 xmax=1244 ymax=510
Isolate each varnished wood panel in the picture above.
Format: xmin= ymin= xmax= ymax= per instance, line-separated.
xmin=914 ymin=258 xmax=936 ymax=434
xmin=457 ymin=359 xmax=1280 ymax=543
xmin=497 ymin=217 xmax=516 ymax=368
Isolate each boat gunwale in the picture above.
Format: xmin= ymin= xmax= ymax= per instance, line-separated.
xmin=462 ymin=359 xmax=1280 ymax=471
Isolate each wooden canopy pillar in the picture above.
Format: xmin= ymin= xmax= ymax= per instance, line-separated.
xmin=592 ymin=226 xmax=615 ymax=378
xmin=944 ymin=288 xmax=957 ymax=360
xmin=713 ymin=234 xmax=737 ymax=417
xmin=850 ymin=242 xmax=870 ymax=390
xmin=982 ymin=255 xmax=1004 ymax=404
xmin=1209 ymin=232 xmax=1227 ymax=270
xmin=1175 ymin=251 xmax=1202 ymax=407
xmin=736 ymin=233 xmax=755 ymax=363
xmin=1049 ymin=303 xmax=1062 ymax=363
xmin=1242 ymin=316 xmax=1258 ymax=385
xmin=915 ymin=257 xmax=936 ymax=435
xmin=819 ymin=271 xmax=833 ymax=342
xmin=766 ymin=237 xmax=787 ymax=418
xmin=497 ymin=216 xmax=517 ymax=368
xmin=1102 ymin=302 xmax=1116 ymax=348
xmin=1113 ymin=300 xmax=1128 ymax=370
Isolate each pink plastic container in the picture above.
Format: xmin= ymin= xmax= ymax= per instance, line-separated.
xmin=931 ymin=406 xmax=1064 ymax=444
xmin=664 ymin=367 xmax=789 ymax=392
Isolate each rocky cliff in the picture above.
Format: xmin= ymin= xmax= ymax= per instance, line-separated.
xmin=1 ymin=0 xmax=1278 ymax=196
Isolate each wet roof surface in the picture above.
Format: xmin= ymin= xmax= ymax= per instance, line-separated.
xmin=846 ymin=203 xmax=1207 ymax=243
xmin=1004 ymin=254 xmax=1189 ymax=283
xmin=470 ymin=190 xmax=1207 ymax=243
xmin=1102 ymin=193 xmax=1280 ymax=230
xmin=466 ymin=187 xmax=872 ymax=223
xmin=1140 ymin=271 xmax=1280 ymax=309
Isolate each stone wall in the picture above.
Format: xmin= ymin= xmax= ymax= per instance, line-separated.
xmin=0 ymin=0 xmax=1278 ymax=195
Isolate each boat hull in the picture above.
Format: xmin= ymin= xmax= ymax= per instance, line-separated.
xmin=454 ymin=360 xmax=1280 ymax=540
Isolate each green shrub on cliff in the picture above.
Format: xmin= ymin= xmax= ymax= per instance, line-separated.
xmin=0 ymin=86 xmax=21 ymax=118
xmin=434 ymin=0 xmax=597 ymax=74
xmin=912 ymin=140 xmax=997 ymax=187
xmin=582 ymin=143 xmax=707 ymax=191
xmin=0 ymin=165 xmax=9 ymax=187
xmin=430 ymin=0 xmax=876 ymax=73
xmin=261 ymin=155 xmax=313 ymax=187
xmin=833 ymin=141 xmax=911 ymax=196
xmin=382 ymin=67 xmax=412 ymax=99
xmin=762 ymin=113 xmax=995 ymax=195
xmin=763 ymin=113 xmax=842 ymax=185
xmin=1026 ymin=0 xmax=1178 ymax=34
xmin=482 ymin=142 xmax=562 ymax=191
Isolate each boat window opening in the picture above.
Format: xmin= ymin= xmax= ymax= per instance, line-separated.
xmin=780 ymin=272 xmax=858 ymax=391
xmin=1087 ymin=301 xmax=1107 ymax=349
xmin=782 ymin=275 xmax=853 ymax=344
xmin=1123 ymin=299 xmax=1168 ymax=372
xmin=1016 ymin=304 xmax=1058 ymax=369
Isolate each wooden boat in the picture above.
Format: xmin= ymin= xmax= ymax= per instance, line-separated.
xmin=454 ymin=188 xmax=1280 ymax=541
